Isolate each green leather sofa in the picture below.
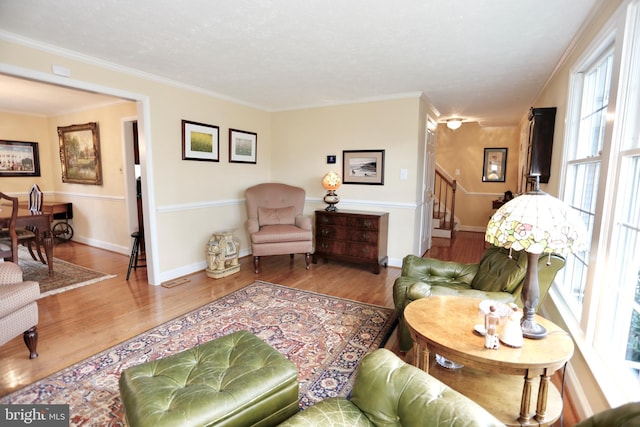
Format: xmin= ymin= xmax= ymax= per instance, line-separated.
xmin=278 ymin=348 xmax=504 ymax=427
xmin=393 ymin=245 xmax=565 ymax=352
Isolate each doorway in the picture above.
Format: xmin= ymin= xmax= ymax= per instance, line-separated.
xmin=0 ymin=64 xmax=157 ymax=284
xmin=418 ymin=115 xmax=438 ymax=255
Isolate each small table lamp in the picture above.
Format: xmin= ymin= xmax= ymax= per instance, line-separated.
xmin=485 ymin=176 xmax=587 ymax=338
xmin=322 ymin=171 xmax=341 ymax=211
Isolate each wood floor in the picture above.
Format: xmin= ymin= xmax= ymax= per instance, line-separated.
xmin=0 ymin=231 xmax=578 ymax=425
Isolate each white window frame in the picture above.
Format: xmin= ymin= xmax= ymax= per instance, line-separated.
xmin=556 ymin=0 xmax=640 ymax=406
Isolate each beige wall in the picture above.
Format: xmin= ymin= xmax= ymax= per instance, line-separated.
xmin=272 ymin=97 xmax=426 ymax=259
xmin=437 ymin=122 xmax=520 ymax=230
xmin=1 ymin=38 xmax=436 ymax=282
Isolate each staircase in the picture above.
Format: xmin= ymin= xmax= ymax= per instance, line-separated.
xmin=432 ymin=170 xmax=457 ymax=238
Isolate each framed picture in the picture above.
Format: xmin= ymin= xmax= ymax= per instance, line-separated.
xmin=229 ymin=128 xmax=257 ymax=164
xmin=0 ymin=140 xmax=41 ymax=177
xmin=343 ymin=150 xmax=385 ymax=185
xmin=58 ymin=122 xmax=102 ymax=185
xmin=182 ymin=120 xmax=219 ymax=162
xmin=482 ymin=147 xmax=507 ymax=182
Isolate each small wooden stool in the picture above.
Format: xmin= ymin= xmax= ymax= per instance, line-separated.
xmin=126 ymin=231 xmax=145 ymax=280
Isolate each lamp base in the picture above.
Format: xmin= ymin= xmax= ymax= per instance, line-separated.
xmin=324 ymin=190 xmax=339 ymax=212
xmin=521 ymin=317 xmax=547 ymax=339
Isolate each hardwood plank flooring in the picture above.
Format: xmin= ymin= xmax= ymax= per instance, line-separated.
xmin=0 ymin=231 xmax=578 ymax=425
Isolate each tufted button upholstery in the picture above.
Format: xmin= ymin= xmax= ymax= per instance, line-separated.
xmin=278 ymin=349 xmax=504 ymax=427
xmin=119 ymin=330 xmax=299 ymax=427
xmin=393 ymin=246 xmax=565 ymax=352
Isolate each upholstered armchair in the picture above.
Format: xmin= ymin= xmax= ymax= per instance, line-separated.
xmin=279 ymin=348 xmax=503 ymax=426
xmin=393 ymin=245 xmax=565 ymax=352
xmin=0 ymin=261 xmax=39 ymax=358
xmin=245 ymin=183 xmax=313 ymax=273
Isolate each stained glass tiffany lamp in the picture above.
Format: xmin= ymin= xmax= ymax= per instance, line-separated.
xmin=486 ymin=176 xmax=588 ymax=338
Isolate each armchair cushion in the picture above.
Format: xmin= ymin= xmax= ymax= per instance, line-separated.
xmin=258 ymin=206 xmax=296 ymax=226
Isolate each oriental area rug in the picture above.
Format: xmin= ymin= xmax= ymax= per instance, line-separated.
xmin=0 ymin=281 xmax=397 ymax=426
xmin=18 ymin=248 xmax=116 ymax=298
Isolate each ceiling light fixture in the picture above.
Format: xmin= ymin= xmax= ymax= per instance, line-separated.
xmin=446 ymin=118 xmax=463 ymax=130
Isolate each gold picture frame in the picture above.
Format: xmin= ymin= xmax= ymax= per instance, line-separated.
xmin=58 ymin=122 xmax=103 ymax=185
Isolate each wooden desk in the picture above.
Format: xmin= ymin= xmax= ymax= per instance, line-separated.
xmin=404 ymin=296 xmax=573 ymax=426
xmin=19 ymin=201 xmax=71 ymax=218
xmin=0 ymin=207 xmax=54 ymax=277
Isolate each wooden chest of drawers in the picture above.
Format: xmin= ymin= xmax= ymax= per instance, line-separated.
xmin=313 ymin=209 xmax=389 ymax=274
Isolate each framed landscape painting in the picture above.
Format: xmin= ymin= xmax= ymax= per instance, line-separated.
xmin=343 ymin=149 xmax=385 ymax=185
xmin=229 ymin=129 xmax=257 ymax=164
xmin=0 ymin=140 xmax=41 ymax=177
xmin=58 ymin=122 xmax=102 ymax=185
xmin=182 ymin=120 xmax=219 ymax=162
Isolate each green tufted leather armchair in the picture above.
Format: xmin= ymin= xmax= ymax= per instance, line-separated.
xmin=393 ymin=245 xmax=565 ymax=352
xmin=278 ymin=348 xmax=504 ymax=427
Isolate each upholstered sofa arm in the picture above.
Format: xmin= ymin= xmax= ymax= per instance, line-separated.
xmin=0 ymin=262 xmax=24 ymax=285
xmin=246 ymin=218 xmax=259 ymax=234
xmin=280 ymin=349 xmax=503 ymax=426
xmin=574 ymin=402 xmax=640 ymax=427
xmin=394 ymin=255 xmax=477 ymax=314
xmin=352 ymin=349 xmax=503 ymax=426
xmin=400 ymin=255 xmax=478 ymax=284
xmin=295 ymin=215 xmax=312 ymax=231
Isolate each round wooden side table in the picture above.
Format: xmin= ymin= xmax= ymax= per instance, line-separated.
xmin=404 ymin=296 xmax=574 ymax=427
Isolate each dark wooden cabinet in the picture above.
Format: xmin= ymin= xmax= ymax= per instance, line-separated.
xmin=313 ymin=209 xmax=388 ymax=274
xmin=524 ymin=107 xmax=556 ymax=189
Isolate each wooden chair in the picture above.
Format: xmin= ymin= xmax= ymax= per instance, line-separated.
xmin=22 ymin=184 xmax=46 ymax=263
xmin=0 ymin=192 xmax=19 ymax=264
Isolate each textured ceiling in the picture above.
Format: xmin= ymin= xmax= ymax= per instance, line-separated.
xmin=0 ymin=0 xmax=599 ymax=124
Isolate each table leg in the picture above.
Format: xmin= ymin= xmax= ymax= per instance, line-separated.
xmin=518 ymin=370 xmax=535 ymax=424
xmin=535 ymin=368 xmax=551 ymax=422
xmin=42 ymin=230 xmax=54 ymax=277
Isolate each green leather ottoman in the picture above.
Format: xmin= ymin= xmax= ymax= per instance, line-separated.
xmin=119 ymin=330 xmax=299 ymax=427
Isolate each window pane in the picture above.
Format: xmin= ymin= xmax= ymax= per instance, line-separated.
xmin=575 ymin=53 xmax=613 ymax=159
xmin=558 ymin=161 xmax=598 ymax=317
xmin=600 ymin=155 xmax=640 ymax=382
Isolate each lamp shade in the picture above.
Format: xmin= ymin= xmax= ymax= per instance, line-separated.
xmin=486 ymin=186 xmax=587 ymax=339
xmin=322 ymin=171 xmax=341 ymax=191
xmin=486 ymin=191 xmax=587 ymax=255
